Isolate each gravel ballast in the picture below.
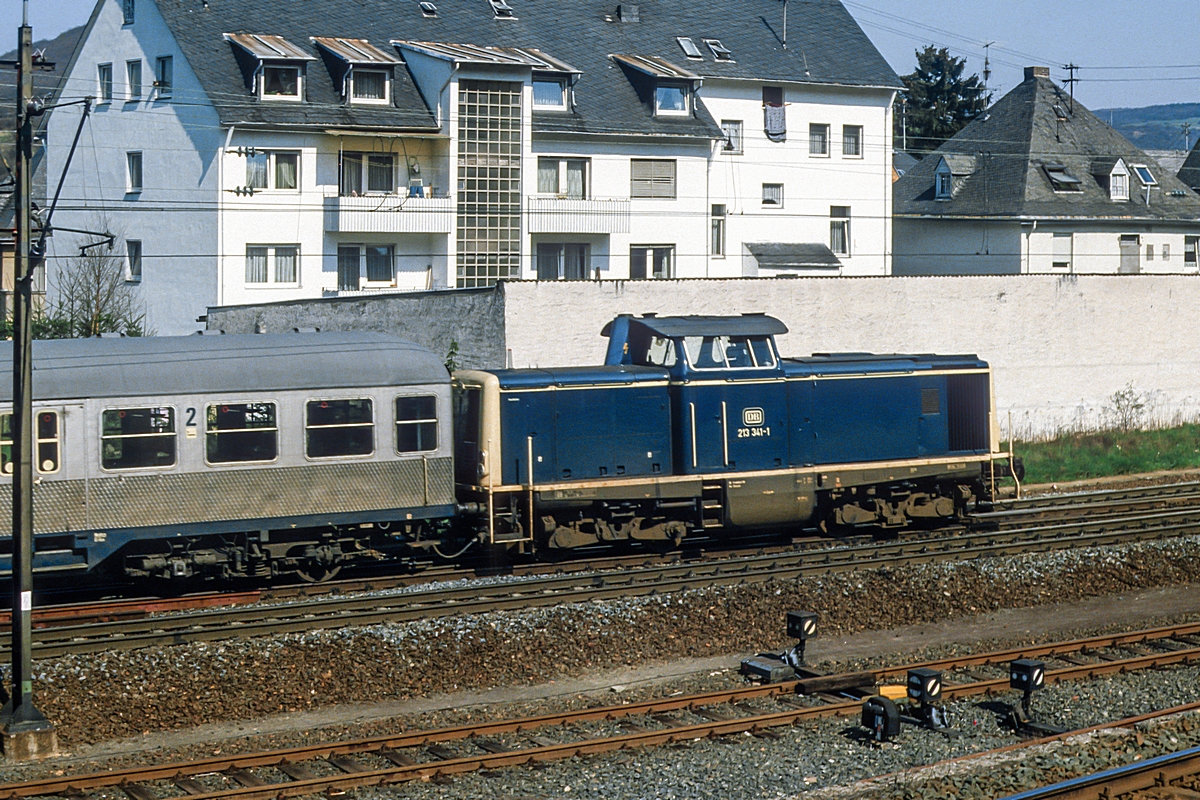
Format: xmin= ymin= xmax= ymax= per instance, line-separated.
xmin=11 ymin=535 xmax=1200 ymax=747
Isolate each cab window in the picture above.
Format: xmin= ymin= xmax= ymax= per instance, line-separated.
xmin=749 ymin=336 xmax=776 ymax=367
xmin=644 ymin=336 xmax=677 ymax=367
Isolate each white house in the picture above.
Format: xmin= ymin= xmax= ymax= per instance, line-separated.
xmin=47 ymin=0 xmax=901 ymax=334
xmin=893 ymin=67 xmax=1200 ymax=276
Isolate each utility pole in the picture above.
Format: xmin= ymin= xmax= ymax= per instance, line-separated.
xmin=1 ymin=0 xmax=57 ymax=761
xmin=982 ymin=42 xmax=995 ymax=95
xmin=1062 ymin=63 xmax=1079 ymax=114
xmin=1183 ymin=122 xmax=1192 ymax=152
xmin=901 ymin=96 xmax=907 ymax=152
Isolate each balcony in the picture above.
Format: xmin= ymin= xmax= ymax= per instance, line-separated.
xmin=526 ymin=196 xmax=631 ymax=234
xmin=324 ymin=194 xmax=453 ymax=235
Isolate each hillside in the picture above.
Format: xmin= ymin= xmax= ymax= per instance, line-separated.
xmin=1093 ymin=102 xmax=1200 ymax=151
xmin=0 ymin=25 xmax=84 ymax=133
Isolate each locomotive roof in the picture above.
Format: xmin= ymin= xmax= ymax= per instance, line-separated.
xmin=488 ymin=365 xmax=669 ymax=390
xmin=601 ymin=314 xmax=789 ymax=338
xmin=0 ymin=332 xmax=448 ymax=402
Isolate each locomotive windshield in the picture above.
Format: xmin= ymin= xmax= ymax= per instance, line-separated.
xmin=681 ymin=335 xmax=776 ymax=370
xmin=644 ymin=336 xmax=677 ymax=367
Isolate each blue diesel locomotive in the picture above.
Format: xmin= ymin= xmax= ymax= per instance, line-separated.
xmin=453 ymin=313 xmax=998 ymax=550
xmin=0 ymin=314 xmax=1002 ymax=583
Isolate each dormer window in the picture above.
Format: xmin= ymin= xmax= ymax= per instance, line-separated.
xmin=935 ymin=167 xmax=952 ymax=199
xmin=1132 ymin=164 xmax=1156 ymax=186
xmin=311 ymin=38 xmax=401 ymax=106
xmin=225 ymin=34 xmax=314 ymax=102
xmin=1111 ymin=172 xmax=1129 ymax=200
xmin=350 ymin=69 xmax=389 ymax=103
xmin=1043 ymin=163 xmax=1083 ymax=192
xmin=655 ymin=83 xmax=689 ymax=116
xmin=262 ymin=65 xmax=300 ymax=98
xmin=533 ymin=77 xmax=567 ymax=110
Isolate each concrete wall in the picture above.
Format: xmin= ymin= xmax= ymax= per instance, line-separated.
xmin=209 ymin=274 xmax=1200 ymax=439
xmin=207 ymin=287 xmax=505 ymax=370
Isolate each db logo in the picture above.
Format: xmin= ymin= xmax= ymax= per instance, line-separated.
xmin=742 ymin=407 xmax=765 ymax=427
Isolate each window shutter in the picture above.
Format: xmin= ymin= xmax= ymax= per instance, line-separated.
xmin=631 ymin=159 xmax=676 ymax=199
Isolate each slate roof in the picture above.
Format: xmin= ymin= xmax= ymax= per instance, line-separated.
xmin=894 ymin=74 xmax=1200 ymax=221
xmin=746 ymin=242 xmax=842 ymax=269
xmin=1179 ymin=141 xmax=1200 ymax=192
xmin=150 ymin=0 xmax=900 ymax=138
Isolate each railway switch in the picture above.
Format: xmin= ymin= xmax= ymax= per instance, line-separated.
xmin=740 ymin=610 xmax=818 ymax=683
xmin=861 ymin=695 xmax=901 ymax=743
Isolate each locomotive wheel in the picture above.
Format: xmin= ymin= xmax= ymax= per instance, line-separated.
xmin=297 ymin=564 xmax=342 ymax=583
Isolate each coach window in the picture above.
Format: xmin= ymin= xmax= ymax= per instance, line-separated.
xmin=395 ymin=396 xmax=438 ymax=453
xmin=206 ymin=403 xmax=278 ymax=464
xmin=306 ymin=399 xmax=373 ymax=458
xmin=101 ymin=407 xmax=176 ymax=470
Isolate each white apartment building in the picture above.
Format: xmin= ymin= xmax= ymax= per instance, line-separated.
xmin=48 ymin=0 xmax=901 ymax=334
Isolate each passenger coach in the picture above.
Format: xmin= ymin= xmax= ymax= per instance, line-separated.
xmin=0 ymin=332 xmax=454 ymax=581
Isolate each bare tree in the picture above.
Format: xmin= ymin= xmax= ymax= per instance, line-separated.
xmin=42 ymin=243 xmax=149 ymax=338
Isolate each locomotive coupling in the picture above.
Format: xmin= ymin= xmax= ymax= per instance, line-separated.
xmin=456 ymin=501 xmax=488 ymax=516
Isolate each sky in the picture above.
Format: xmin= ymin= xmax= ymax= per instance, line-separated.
xmin=2 ymin=0 xmax=1199 ymax=111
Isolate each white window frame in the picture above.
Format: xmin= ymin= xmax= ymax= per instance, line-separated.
xmin=536 ymin=157 xmax=589 ymax=198
xmin=720 ymin=120 xmax=743 ymax=155
xmin=339 ymin=152 xmax=394 ymax=196
xmin=830 ymin=207 xmax=851 ymax=256
xmin=629 ymin=245 xmax=674 ymax=280
xmin=126 ymin=59 xmax=142 ymax=101
xmin=630 ymin=159 xmax=676 ymax=199
xmin=711 ymin=204 xmax=726 ymax=258
xmin=245 ymin=244 xmax=301 ymax=287
xmin=532 ymin=77 xmax=568 ymax=111
xmin=1110 ymin=166 xmax=1129 ymax=201
xmin=703 ymin=38 xmax=734 ymax=62
xmin=126 ymin=239 xmax=142 ymax=282
xmin=654 ymin=83 xmax=690 ymax=116
xmin=154 ymin=55 xmax=172 ymax=99
xmin=842 ymin=125 xmax=863 ymax=157
xmin=349 ymin=67 xmax=390 ymax=105
xmin=676 ymin=37 xmax=702 ymax=60
xmin=122 ymin=0 xmax=135 ymax=24
xmin=935 ymin=167 xmax=953 ymax=200
xmin=762 ymin=183 xmax=784 ymax=207
xmin=809 ymin=123 xmax=830 ymax=157
xmin=363 ymin=244 xmax=396 ymax=285
xmin=1131 ymin=164 xmax=1157 ymax=186
xmin=98 ymin=63 xmax=113 ymax=104
xmin=126 ymin=151 xmax=143 ymax=193
xmin=246 ymin=150 xmax=300 ymax=192
xmin=259 ymin=63 xmax=303 ymax=101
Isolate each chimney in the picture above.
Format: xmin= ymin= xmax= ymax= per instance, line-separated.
xmin=616 ymin=3 xmax=639 ymax=22
xmin=1024 ymin=66 xmax=1050 ymax=81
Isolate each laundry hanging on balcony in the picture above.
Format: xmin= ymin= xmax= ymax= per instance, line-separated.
xmin=764 ymin=104 xmax=787 ymax=142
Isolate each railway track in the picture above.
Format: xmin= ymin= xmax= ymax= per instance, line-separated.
xmin=9 ymin=498 xmax=1200 ymax=659
xmin=4 ymin=622 xmax=1199 ymax=800
xmin=9 ymin=480 xmax=1200 ymax=650
xmin=999 ymin=745 xmax=1200 ymax=799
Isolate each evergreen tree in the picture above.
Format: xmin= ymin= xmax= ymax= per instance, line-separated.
xmin=896 ymin=46 xmax=991 ymax=154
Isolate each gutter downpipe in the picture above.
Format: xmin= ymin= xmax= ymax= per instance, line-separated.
xmin=1024 ymin=219 xmax=1037 ymax=274
xmin=216 ymin=124 xmax=235 ymax=309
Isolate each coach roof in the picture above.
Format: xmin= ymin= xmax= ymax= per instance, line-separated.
xmin=0 ymin=332 xmax=448 ymax=402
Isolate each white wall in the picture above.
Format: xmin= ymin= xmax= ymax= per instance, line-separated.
xmin=701 ymin=80 xmax=894 ymax=277
xmin=497 ymin=275 xmax=1200 ymax=439
xmin=47 ymin=0 xmax=223 ymax=335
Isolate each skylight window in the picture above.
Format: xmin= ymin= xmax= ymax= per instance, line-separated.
xmin=419 ymin=1 xmax=438 ymax=16
xmin=1132 ymin=164 xmax=1157 ymax=185
xmin=489 ymin=0 xmax=515 ymax=18
xmin=704 ymin=39 xmax=733 ymax=62
xmin=676 ymin=37 xmax=702 ymax=60
xmin=1043 ymin=164 xmax=1082 ymax=192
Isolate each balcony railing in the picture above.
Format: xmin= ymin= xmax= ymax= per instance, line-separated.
xmin=526 ymin=196 xmax=631 ymax=234
xmin=324 ymin=194 xmax=453 ymax=235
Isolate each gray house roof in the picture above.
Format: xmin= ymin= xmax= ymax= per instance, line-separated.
xmin=150 ymin=0 xmax=900 ymax=139
xmin=894 ymin=72 xmax=1200 ymax=221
